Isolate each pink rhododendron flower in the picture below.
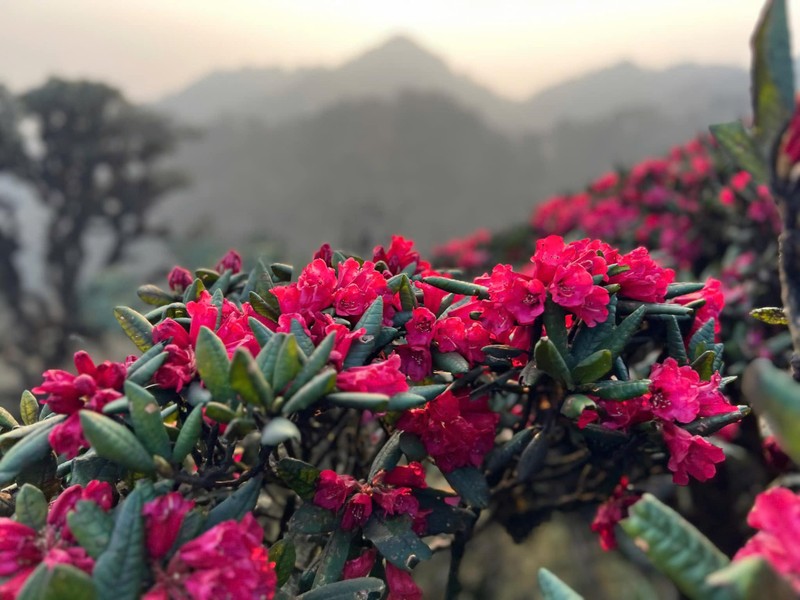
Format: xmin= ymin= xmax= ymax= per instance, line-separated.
xmin=648 ymin=358 xmax=701 ymax=423
xmin=549 ymin=262 xmax=594 ymax=307
xmin=662 ymin=422 xmax=725 ymax=485
xmin=608 ymin=247 xmax=675 ymax=303
xmin=143 ymin=493 xmax=195 ymax=560
xmin=341 ymin=492 xmax=374 ymax=530
xmin=313 ymin=471 xmax=359 ymax=512
xmin=373 ymin=235 xmax=431 ymax=275
xmin=734 ymin=487 xmax=800 ymax=592
xmin=152 ymin=319 xmax=196 ymax=391
xmin=47 ymin=481 xmax=113 ymax=539
xmin=342 ymin=548 xmax=378 ymax=580
xmin=215 ymin=249 xmax=242 ymax=274
xmin=396 ymin=345 xmax=432 ymax=382
xmin=33 ymin=351 xmax=127 ymax=457
xmin=591 ymin=477 xmax=641 ymax=551
xmin=336 ymin=354 xmax=409 ymax=396
xmin=382 ymin=463 xmax=427 ymax=489
xmin=146 ymin=514 xmax=276 ymax=600
xmin=397 ymin=391 xmax=498 ymax=473
xmin=385 ymin=563 xmax=422 ymax=600
xmin=167 ymin=266 xmax=194 ymax=292
xmin=405 ymin=307 xmax=436 ymax=347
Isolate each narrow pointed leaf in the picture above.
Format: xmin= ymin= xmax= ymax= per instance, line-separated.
xmin=18 ymin=563 xmax=97 ymax=600
xmin=114 ymin=306 xmax=154 ymax=352
xmin=0 ymin=417 xmax=62 ymax=485
xmin=344 ymin=297 xmax=384 ymax=368
xmin=486 ymin=428 xmax=535 ymax=476
xmin=516 ymin=431 xmax=549 ymax=483
xmin=288 ymin=502 xmax=337 ymax=535
xmin=276 ymin=458 xmax=321 ymax=500
xmin=286 ymin=332 xmax=336 ymax=398
xmin=444 ymin=466 xmax=489 ymax=509
xmin=665 ymin=316 xmax=689 ymax=365
xmin=172 ymin=404 xmax=204 ymax=464
xmin=538 ymin=568 xmax=584 ymax=600
xmin=578 ymin=379 xmax=651 ymax=400
xmin=709 ymin=121 xmax=769 ymax=183
xmin=313 ymin=528 xmax=354 ymax=588
xmin=534 ymin=338 xmax=573 ymax=387
xmin=273 ymin=335 xmax=303 ymax=393
xmin=18 ymin=391 xmax=38 ymax=426
xmin=126 ymin=351 xmax=168 ymax=386
xmin=204 ymin=474 xmax=263 ymax=530
xmin=79 ymin=411 xmax=155 ymax=474
xmin=325 ymin=391 xmax=388 ymax=411
xmin=421 ymin=276 xmax=488 ymax=299
xmin=281 ymin=368 xmax=337 ymax=414
xmin=195 ymin=326 xmax=233 ymax=401
xmin=368 ymin=431 xmax=403 ymax=480
xmin=572 ymin=350 xmax=612 ymax=384
xmin=230 ymin=347 xmax=273 ymax=408
xmin=125 ymin=381 xmax=171 ymax=460
xmin=364 ymin=515 xmax=432 ymax=569
xmin=270 ymin=539 xmax=296 ymax=588
xmin=688 ymin=318 xmax=716 ymax=360
xmin=14 ymin=483 xmax=47 ymax=530
xmin=299 ymin=578 xmax=385 ymax=600
xmin=249 ymin=316 xmax=276 ymax=347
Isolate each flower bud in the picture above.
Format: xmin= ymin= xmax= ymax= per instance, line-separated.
xmin=142 ymin=492 xmax=194 ymax=560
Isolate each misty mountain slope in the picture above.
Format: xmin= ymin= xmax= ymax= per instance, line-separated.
xmin=524 ymin=61 xmax=749 ymax=129
xmin=152 ymin=92 xmax=548 ymax=261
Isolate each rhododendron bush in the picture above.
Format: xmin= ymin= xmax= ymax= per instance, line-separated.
xmin=3 ymin=2 xmax=800 ymax=599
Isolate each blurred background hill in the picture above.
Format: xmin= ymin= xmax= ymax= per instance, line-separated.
xmin=147 ymin=35 xmax=752 ymax=260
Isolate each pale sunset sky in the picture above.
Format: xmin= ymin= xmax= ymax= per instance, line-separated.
xmin=1 ymin=1 xmax=797 ymax=102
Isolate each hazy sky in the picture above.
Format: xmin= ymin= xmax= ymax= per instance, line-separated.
xmin=1 ymin=1 xmax=797 ymax=102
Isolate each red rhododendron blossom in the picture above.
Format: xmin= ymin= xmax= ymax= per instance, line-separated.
xmin=146 ymin=514 xmax=276 ymax=600
xmin=373 ymin=235 xmax=431 ymax=275
xmin=382 ymin=463 xmax=427 ymax=489
xmin=0 ymin=520 xmax=40 ymax=578
xmin=396 ymin=345 xmax=432 ymax=382
xmin=334 ymin=258 xmax=393 ymax=320
xmin=405 ymin=307 xmax=436 ymax=347
xmin=662 ymin=422 xmax=725 ymax=485
xmin=549 ymin=262 xmax=594 ymax=307
xmin=152 ymin=319 xmax=196 ymax=391
xmin=674 ymin=278 xmax=725 ymax=340
xmin=47 ymin=481 xmax=113 ymax=539
xmin=341 ymin=492 xmax=373 ymax=530
xmin=397 ymin=391 xmax=499 ymax=473
xmin=696 ymin=372 xmax=737 ymax=418
xmin=33 ymin=351 xmax=127 ymax=458
xmin=572 ymin=285 xmax=610 ymax=327
xmin=269 ymin=258 xmax=337 ymax=316
xmin=167 ymin=266 xmax=194 ymax=292
xmin=336 ymin=354 xmax=409 ymax=396
xmin=591 ymin=477 xmax=642 ymax=551
xmin=479 ymin=264 xmax=546 ymax=325
xmin=186 ymin=291 xmax=272 ymax=358
xmin=215 ymin=249 xmax=242 ymax=274
xmin=734 ymin=487 xmax=800 ymax=592
xmin=608 ymin=247 xmax=675 ymax=303
xmin=342 ymin=548 xmax=378 ymax=580
xmin=313 ymin=470 xmax=359 ymax=512
xmin=373 ymin=487 xmax=420 ymax=519
xmin=385 ymin=563 xmax=423 ymax=600
xmin=648 ymin=358 xmax=701 ymax=423
xmin=143 ymin=493 xmax=195 ymax=560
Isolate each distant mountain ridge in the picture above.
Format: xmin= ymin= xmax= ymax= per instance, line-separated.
xmin=155 ymin=35 xmax=750 ymax=133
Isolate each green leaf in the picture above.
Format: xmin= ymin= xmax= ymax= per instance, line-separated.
xmin=344 ymin=297 xmax=384 ymax=368
xmin=92 ymin=485 xmax=147 ymax=600
xmin=399 ymin=432 xmax=427 ymax=462
xmin=572 ymin=296 xmax=617 ymax=362
xmin=256 ymin=332 xmax=286 ymax=383
xmin=126 ymin=351 xmax=169 ymax=386
xmin=172 ymin=404 xmax=204 ymax=464
xmin=534 ymin=337 xmax=573 ymax=387
xmin=685 ymin=406 xmax=751 ymax=437
xmin=364 ymin=515 xmax=431 ymax=570
xmin=195 ymin=326 xmax=234 ymax=401
xmin=249 ymin=291 xmax=280 ymax=321
xmin=665 ymin=316 xmax=689 ymax=365
xmin=17 ymin=562 xmax=97 ymax=600
xmin=249 ymin=316 xmax=276 ymax=347
xmin=70 ymin=453 xmax=123 ymax=486
xmin=281 ymin=368 xmax=337 ymax=414
xmin=182 ymin=278 xmax=205 ymax=303
xmin=743 ymin=358 xmax=800 ymax=464
xmin=313 ymin=527 xmax=354 ymax=588
xmin=209 ymin=268 xmax=232 ymax=294
xmin=516 ymin=431 xmax=549 ymax=483
xmin=368 ymin=431 xmax=403 ymax=480
xmin=270 ymin=262 xmax=294 ymax=281
xmin=398 ymin=274 xmax=418 ymax=311
xmin=486 ymin=428 xmax=535 ymax=476
xmin=290 ymin=318 xmax=316 ymax=356
xmin=751 ymin=0 xmax=795 ymax=147
xmin=273 ymin=335 xmax=303 ymax=393
xmin=689 ymin=319 xmax=716 ymax=360
xmin=79 ymin=411 xmax=155 ymax=474
xmin=67 ymin=500 xmax=114 ymax=559
xmin=709 ymin=121 xmax=769 ymax=183
xmin=19 ymin=391 xmax=38 ymax=426
xmin=750 ymin=307 xmax=788 ymax=326
xmin=230 ymin=347 xmax=273 ymax=408
xmin=204 ymin=402 xmax=235 ymax=423
xmin=617 ymin=301 xmax=692 ymax=317
xmin=324 ymin=391 xmax=388 ymax=411
xmin=621 ymin=493 xmax=730 ymax=600
xmin=421 ymin=276 xmax=489 ymax=299
xmin=113 ymin=306 xmax=154 ymax=352
xmin=560 ymin=394 xmax=597 ymax=420
xmin=276 ymin=457 xmax=320 ymax=500
xmin=387 ymin=392 xmax=428 ymax=411
xmin=205 ymin=474 xmax=263 ymax=530
xmin=538 ymin=568 xmax=584 ymax=600
xmin=0 ymin=405 xmax=19 ymax=431
xmin=600 ymin=305 xmax=646 ymax=359
xmin=270 ymin=538 xmax=296 ymax=588
xmin=125 ymin=381 xmax=171 ymax=460
xmin=261 ymin=417 xmax=301 ymax=446
xmin=0 ymin=416 xmax=62 ymax=485
xmin=706 ymin=556 xmax=797 ymax=600
xmin=543 ymin=298 xmax=571 ymax=365
xmin=14 ymin=483 xmax=47 ymax=530
xmin=664 ymin=282 xmax=707 ymax=300
xmin=137 ymin=284 xmax=173 ymax=307
xmin=571 ymin=350 xmax=612 ymax=384
xmin=284 ymin=332 xmax=335 ymax=398
xmin=443 ymin=466 xmax=489 ymax=509
xmin=408 ymin=384 xmax=448 ymax=401
xmin=578 ymin=379 xmax=650 ymax=400
xmin=288 ymin=502 xmax=337 ymax=535
xmin=298 ymin=578 xmax=386 ymax=600
xmin=691 ymin=350 xmax=716 ymax=381
xmin=432 ymin=350 xmax=470 ymax=375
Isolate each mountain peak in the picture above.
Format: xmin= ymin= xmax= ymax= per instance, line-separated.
xmin=346 ymin=34 xmax=449 ymax=74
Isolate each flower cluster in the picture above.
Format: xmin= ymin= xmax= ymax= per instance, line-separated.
xmin=0 ymin=481 xmax=113 ymax=598
xmin=397 ymin=391 xmax=499 ymax=473
xmin=313 ymin=463 xmax=429 ymax=533
xmin=32 ymin=352 xmax=128 ymax=458
xmin=581 ymin=357 xmax=734 ymax=485
xmin=590 ymin=477 xmax=642 ymax=551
